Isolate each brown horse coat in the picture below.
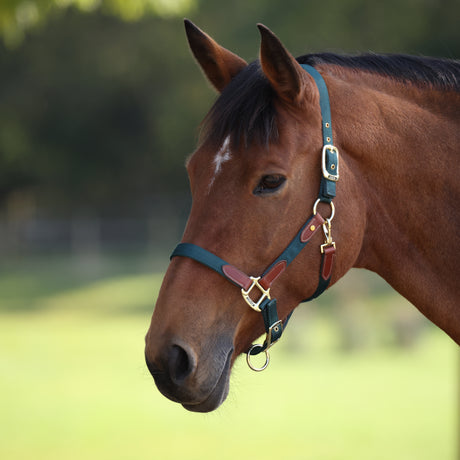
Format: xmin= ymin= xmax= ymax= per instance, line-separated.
xmin=145 ymin=21 xmax=460 ymax=412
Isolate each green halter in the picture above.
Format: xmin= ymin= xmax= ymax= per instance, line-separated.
xmin=170 ymin=64 xmax=339 ymax=371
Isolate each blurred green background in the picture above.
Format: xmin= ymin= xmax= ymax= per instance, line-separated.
xmin=0 ymin=1 xmax=458 ymax=459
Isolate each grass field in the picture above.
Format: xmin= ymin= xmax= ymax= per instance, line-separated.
xmin=0 ymin=254 xmax=458 ymax=460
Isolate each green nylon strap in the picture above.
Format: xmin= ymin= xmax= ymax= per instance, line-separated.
xmin=302 ymin=255 xmax=332 ymax=302
xmin=260 ymin=298 xmax=282 ymax=345
xmin=300 ymin=64 xmax=337 ymax=202
xmin=300 ymin=64 xmax=333 ymax=145
xmin=169 ymin=66 xmax=338 ymax=361
xmin=248 ymin=298 xmax=282 ymax=354
xmin=172 ymin=214 xmax=319 ymax=289
xmin=171 ymin=243 xmax=233 ymax=282
xmin=170 ymin=213 xmax=323 ymax=356
xmin=261 ymin=214 xmax=317 ymax=275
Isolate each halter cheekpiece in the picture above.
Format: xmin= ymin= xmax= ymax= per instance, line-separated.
xmin=170 ymin=64 xmax=339 ymax=371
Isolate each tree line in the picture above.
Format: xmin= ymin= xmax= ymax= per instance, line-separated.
xmin=0 ymin=0 xmax=458 ymax=218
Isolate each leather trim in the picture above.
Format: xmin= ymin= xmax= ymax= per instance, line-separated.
xmin=321 ymin=246 xmax=336 ymax=280
xmin=260 ymin=261 xmax=287 ymax=290
xmin=222 ymin=264 xmax=252 ymax=290
xmin=300 ymin=213 xmax=324 ymax=243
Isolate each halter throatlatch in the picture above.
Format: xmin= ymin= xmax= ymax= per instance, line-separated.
xmin=170 ymin=64 xmax=339 ymax=371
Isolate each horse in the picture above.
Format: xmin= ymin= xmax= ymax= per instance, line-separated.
xmin=145 ymin=19 xmax=460 ymax=412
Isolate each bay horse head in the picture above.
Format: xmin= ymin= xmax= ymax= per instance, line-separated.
xmin=145 ymin=20 xmax=365 ymax=412
xmin=145 ymin=20 xmax=460 ymax=412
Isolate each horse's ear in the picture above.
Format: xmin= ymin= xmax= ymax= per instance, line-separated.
xmin=184 ymin=19 xmax=247 ymax=93
xmin=258 ymin=24 xmax=314 ymax=104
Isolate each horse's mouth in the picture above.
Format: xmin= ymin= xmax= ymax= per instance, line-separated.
xmin=181 ymin=348 xmax=233 ymax=413
xmin=147 ymin=344 xmax=234 ymax=413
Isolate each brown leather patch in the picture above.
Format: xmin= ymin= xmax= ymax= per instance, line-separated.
xmin=260 ymin=260 xmax=287 ymax=290
xmin=300 ymin=214 xmax=325 ymax=243
xmin=222 ymin=264 xmax=252 ymax=290
xmin=321 ymin=246 xmax=336 ymax=280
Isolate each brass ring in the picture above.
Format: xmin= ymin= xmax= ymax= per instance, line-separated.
xmin=313 ymin=199 xmax=335 ymax=223
xmin=246 ymin=345 xmax=270 ymax=372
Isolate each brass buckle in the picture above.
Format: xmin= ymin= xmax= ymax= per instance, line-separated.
xmin=266 ymin=320 xmax=283 ymax=346
xmin=246 ymin=320 xmax=282 ymax=372
xmin=241 ymin=276 xmax=271 ymax=312
xmin=322 ymin=144 xmax=339 ymax=181
xmin=321 ymin=241 xmax=336 ymax=253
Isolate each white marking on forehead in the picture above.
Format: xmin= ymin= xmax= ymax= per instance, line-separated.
xmin=209 ymin=136 xmax=232 ymax=190
xmin=213 ymin=136 xmax=231 ymax=174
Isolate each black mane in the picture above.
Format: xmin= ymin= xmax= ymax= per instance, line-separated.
xmin=299 ymin=53 xmax=460 ymax=91
xmin=201 ymin=53 xmax=460 ymax=148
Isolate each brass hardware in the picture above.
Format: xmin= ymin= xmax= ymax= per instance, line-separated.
xmin=266 ymin=320 xmax=283 ymax=347
xmin=331 ymin=164 xmax=335 ymax=170
xmin=310 ymin=225 xmax=316 ymax=231
xmin=321 ymin=241 xmax=336 ymax=253
xmin=241 ymin=276 xmax=271 ymax=312
xmin=326 ymin=137 xmax=331 ymax=142
xmin=313 ymin=199 xmax=335 ymax=222
xmin=322 ymin=220 xmax=332 ymax=243
xmin=325 ymin=122 xmax=330 ymax=128
xmin=246 ymin=346 xmax=270 ymax=372
xmin=320 ymin=218 xmax=336 ymax=253
xmin=246 ymin=319 xmax=283 ymax=371
xmin=321 ymin=144 xmax=339 ymax=182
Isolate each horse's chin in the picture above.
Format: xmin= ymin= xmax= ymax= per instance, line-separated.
xmin=182 ymin=375 xmax=230 ymax=412
xmin=149 ymin=344 xmax=234 ymax=413
xmin=182 ymin=350 xmax=232 ymax=413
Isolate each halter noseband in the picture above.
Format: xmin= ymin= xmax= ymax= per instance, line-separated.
xmin=170 ymin=64 xmax=339 ymax=371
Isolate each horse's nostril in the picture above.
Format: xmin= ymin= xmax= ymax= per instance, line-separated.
xmin=145 ymin=340 xmax=198 ymax=394
xmin=169 ymin=344 xmax=196 ymax=384
xmin=145 ymin=354 xmax=161 ymax=377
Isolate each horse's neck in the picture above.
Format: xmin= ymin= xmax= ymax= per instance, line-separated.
xmin=331 ymin=70 xmax=460 ymax=342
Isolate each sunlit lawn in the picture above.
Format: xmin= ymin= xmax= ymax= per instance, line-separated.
xmin=0 ymin=255 xmax=457 ymax=460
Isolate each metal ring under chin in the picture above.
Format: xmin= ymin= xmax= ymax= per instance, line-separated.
xmin=246 ymin=345 xmax=270 ymax=372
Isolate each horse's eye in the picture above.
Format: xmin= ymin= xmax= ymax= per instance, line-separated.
xmin=253 ymin=175 xmax=286 ymax=195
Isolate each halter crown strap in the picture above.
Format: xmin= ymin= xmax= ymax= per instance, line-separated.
xmin=300 ymin=64 xmax=338 ymax=203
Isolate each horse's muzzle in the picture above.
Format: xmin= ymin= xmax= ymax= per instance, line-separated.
xmin=145 ymin=338 xmax=233 ymax=413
